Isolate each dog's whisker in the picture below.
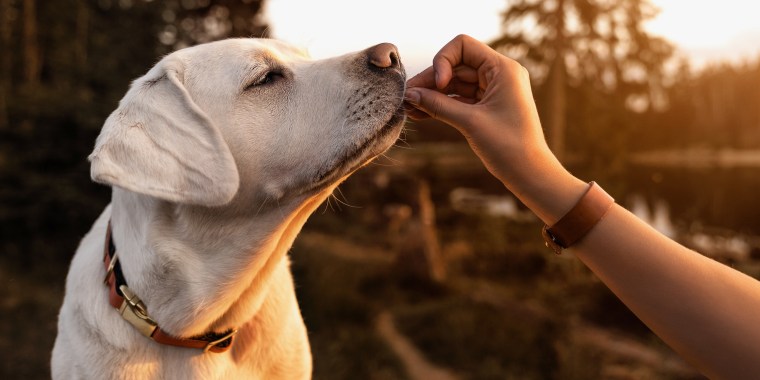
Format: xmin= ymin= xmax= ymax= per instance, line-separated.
xmin=329 ymin=193 xmax=343 ymax=211
xmin=379 ymin=152 xmax=402 ymax=165
xmin=255 ymin=196 xmax=270 ymax=216
xmin=392 ymin=142 xmax=413 ymax=150
xmin=320 ymin=197 xmax=332 ymax=214
xmin=368 ymin=161 xmax=396 ymax=168
xmin=333 ymin=187 xmax=360 ymax=209
xmin=275 ymin=198 xmax=284 ymax=219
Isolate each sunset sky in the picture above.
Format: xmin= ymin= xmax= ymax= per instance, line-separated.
xmin=266 ymin=0 xmax=760 ymax=76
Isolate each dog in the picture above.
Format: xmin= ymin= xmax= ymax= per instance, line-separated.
xmin=51 ymin=38 xmax=406 ymax=379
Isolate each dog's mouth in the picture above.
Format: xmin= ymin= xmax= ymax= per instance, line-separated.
xmin=301 ymin=99 xmax=406 ymax=195
xmin=286 ymin=50 xmax=408 ymax=198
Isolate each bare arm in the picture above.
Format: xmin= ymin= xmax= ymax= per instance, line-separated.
xmin=405 ymin=34 xmax=760 ymax=379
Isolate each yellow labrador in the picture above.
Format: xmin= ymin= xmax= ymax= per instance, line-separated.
xmin=52 ymin=38 xmax=405 ymax=379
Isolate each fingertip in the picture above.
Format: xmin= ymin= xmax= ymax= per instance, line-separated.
xmin=433 ymin=64 xmax=451 ymax=90
xmin=404 ymin=88 xmax=421 ymax=105
xmin=403 ymin=98 xmax=430 ymax=120
xmin=406 ymin=75 xmax=421 ymax=88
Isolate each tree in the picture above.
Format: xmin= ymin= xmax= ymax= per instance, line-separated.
xmin=0 ymin=0 xmax=11 ymax=129
xmin=0 ymin=0 xmax=270 ymax=268
xmin=492 ymin=0 xmax=673 ymax=161
xmin=159 ymin=0 xmax=269 ymax=49
xmin=637 ymin=58 xmax=760 ymax=151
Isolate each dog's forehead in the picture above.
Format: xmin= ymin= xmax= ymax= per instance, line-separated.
xmin=179 ymin=38 xmax=310 ymax=64
xmin=255 ymin=39 xmax=310 ymax=60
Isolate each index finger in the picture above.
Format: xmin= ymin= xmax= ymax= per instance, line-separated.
xmin=432 ymin=34 xmax=497 ymax=90
xmin=407 ymin=65 xmax=436 ymax=89
xmin=407 ymin=65 xmax=479 ymax=89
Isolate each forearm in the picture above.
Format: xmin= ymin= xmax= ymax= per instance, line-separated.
xmin=505 ymin=157 xmax=760 ymax=379
xmin=495 ymin=145 xmax=587 ymax=225
xmin=575 ymin=205 xmax=760 ymax=379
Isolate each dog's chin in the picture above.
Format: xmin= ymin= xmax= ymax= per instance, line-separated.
xmin=299 ymin=107 xmax=406 ymax=196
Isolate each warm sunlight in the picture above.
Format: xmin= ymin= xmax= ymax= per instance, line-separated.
xmin=265 ymin=0 xmax=505 ymax=76
xmin=647 ymin=0 xmax=760 ymax=66
xmin=648 ymin=0 xmax=755 ymax=46
xmin=266 ymin=0 xmax=760 ymax=73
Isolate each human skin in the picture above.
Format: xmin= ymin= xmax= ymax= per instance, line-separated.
xmin=404 ymin=34 xmax=760 ymax=380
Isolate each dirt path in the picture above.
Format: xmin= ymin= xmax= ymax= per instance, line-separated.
xmin=300 ymin=233 xmax=460 ymax=379
xmin=571 ymin=323 xmax=701 ymax=378
xmin=304 ymin=233 xmax=701 ymax=379
xmin=375 ymin=311 xmax=461 ymax=380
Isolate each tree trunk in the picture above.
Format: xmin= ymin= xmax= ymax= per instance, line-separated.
xmin=22 ymin=0 xmax=40 ymax=86
xmin=75 ymin=0 xmax=89 ymax=69
xmin=417 ymin=179 xmax=446 ymax=283
xmin=0 ymin=0 xmax=11 ymax=129
xmin=20 ymin=0 xmax=39 ymax=131
xmin=546 ymin=0 xmax=567 ymax=161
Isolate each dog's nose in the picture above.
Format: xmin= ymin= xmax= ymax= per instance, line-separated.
xmin=367 ymin=43 xmax=401 ymax=70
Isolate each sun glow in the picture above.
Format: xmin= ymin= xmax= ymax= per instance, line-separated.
xmin=265 ymin=0 xmax=760 ymax=73
xmin=265 ymin=0 xmax=505 ymax=76
xmin=646 ymin=0 xmax=760 ymax=66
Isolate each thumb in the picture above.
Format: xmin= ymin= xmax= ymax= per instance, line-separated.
xmin=405 ymin=87 xmax=470 ymax=128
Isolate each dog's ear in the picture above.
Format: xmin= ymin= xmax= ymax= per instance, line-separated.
xmin=88 ymin=59 xmax=240 ymax=206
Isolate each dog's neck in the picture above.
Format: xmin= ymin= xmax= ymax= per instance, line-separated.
xmin=108 ymin=186 xmax=334 ymax=339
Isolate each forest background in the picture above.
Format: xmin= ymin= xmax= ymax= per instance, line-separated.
xmin=2 ymin=0 xmax=759 ymax=378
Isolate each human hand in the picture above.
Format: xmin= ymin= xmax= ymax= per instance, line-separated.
xmin=404 ymin=34 xmax=553 ymax=186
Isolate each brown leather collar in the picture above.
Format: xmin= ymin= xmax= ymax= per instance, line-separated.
xmin=103 ymin=220 xmax=237 ymax=353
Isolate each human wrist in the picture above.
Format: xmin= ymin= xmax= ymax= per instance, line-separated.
xmin=542 ymin=181 xmax=615 ymax=254
xmin=500 ymin=147 xmax=588 ymax=225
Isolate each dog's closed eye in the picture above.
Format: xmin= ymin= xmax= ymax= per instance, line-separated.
xmin=246 ymin=70 xmax=284 ymax=90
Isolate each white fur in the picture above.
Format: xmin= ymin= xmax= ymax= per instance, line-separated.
xmin=52 ymin=38 xmax=405 ymax=379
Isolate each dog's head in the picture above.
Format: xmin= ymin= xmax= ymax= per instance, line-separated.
xmin=89 ymin=38 xmax=405 ymax=207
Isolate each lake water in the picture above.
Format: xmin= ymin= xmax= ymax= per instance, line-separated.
xmin=622 ymin=165 xmax=760 ymax=237
xmin=615 ymin=165 xmax=760 ymax=261
xmin=386 ymin=144 xmax=760 ymax=259
xmin=447 ymin=165 xmax=760 ymax=259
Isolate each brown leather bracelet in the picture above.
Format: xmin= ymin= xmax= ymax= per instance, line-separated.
xmin=542 ymin=181 xmax=615 ymax=254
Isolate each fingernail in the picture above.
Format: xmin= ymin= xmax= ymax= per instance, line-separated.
xmin=405 ymin=88 xmax=421 ymax=104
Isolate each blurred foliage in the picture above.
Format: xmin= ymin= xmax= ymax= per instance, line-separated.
xmin=492 ymin=0 xmax=674 ymax=161
xmin=160 ymin=0 xmax=268 ymax=48
xmin=0 ymin=0 xmax=268 ymax=272
xmin=634 ymin=61 xmax=760 ymax=150
xmin=395 ymin=296 xmax=560 ymax=380
xmin=290 ymin=239 xmax=407 ymax=380
xmin=493 ymin=0 xmax=673 ymax=97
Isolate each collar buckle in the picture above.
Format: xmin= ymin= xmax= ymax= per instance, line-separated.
xmin=118 ymin=285 xmax=158 ymax=337
xmin=104 ymin=220 xmax=237 ymax=353
xmin=104 ymin=253 xmax=119 ymax=284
